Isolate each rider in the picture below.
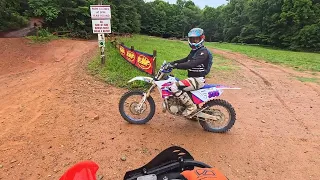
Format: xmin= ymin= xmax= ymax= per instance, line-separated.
xmin=167 ymin=28 xmax=213 ymax=117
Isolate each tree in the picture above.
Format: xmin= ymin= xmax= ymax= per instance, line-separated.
xmin=107 ymin=0 xmax=141 ymax=33
xmin=276 ymin=0 xmax=318 ymax=49
xmin=1 ymin=0 xmax=318 ymax=51
xmin=222 ymin=0 xmax=248 ymax=42
xmin=141 ymin=2 xmax=166 ymax=35
xmin=179 ymin=1 xmax=201 ymax=38
xmin=294 ymin=23 xmax=320 ymax=50
xmin=0 ymin=0 xmax=28 ymax=31
xmin=200 ymin=5 xmax=226 ymax=42
xmin=28 ymin=0 xmax=60 ymax=21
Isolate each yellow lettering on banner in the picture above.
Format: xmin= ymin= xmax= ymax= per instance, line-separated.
xmin=137 ymin=55 xmax=151 ymax=69
xmin=126 ymin=51 xmax=136 ymax=62
xmin=120 ymin=46 xmax=125 ymax=56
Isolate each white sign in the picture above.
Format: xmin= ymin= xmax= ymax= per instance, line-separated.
xmin=92 ymin=19 xmax=111 ymax=34
xmin=90 ymin=5 xmax=111 ymax=19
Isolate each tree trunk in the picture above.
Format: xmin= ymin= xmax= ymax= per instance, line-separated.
xmin=182 ymin=25 xmax=186 ymax=38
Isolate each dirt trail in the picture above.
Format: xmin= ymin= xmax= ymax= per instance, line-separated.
xmin=0 ymin=18 xmax=42 ymax=38
xmin=0 ymin=38 xmax=319 ymax=180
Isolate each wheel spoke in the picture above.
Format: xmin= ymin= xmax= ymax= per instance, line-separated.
xmin=119 ymin=90 xmax=156 ymax=124
xmin=123 ymin=95 xmax=150 ymax=121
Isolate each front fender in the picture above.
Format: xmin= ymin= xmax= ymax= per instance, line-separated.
xmin=128 ymin=76 xmax=154 ymax=84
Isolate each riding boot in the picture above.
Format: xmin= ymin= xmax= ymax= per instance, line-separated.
xmin=177 ymin=92 xmax=197 ymax=116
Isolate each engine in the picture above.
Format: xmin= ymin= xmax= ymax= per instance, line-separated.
xmin=164 ymin=97 xmax=185 ymax=115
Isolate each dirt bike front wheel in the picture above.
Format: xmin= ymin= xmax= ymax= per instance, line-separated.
xmin=119 ymin=90 xmax=156 ymax=124
xmin=198 ymin=99 xmax=236 ymax=133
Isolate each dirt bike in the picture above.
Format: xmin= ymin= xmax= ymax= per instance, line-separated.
xmin=60 ymin=146 xmax=228 ymax=180
xmin=119 ymin=61 xmax=240 ymax=133
xmin=124 ymin=146 xmax=228 ymax=180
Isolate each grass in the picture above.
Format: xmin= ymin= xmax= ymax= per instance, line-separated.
xmin=212 ymin=55 xmax=239 ymax=71
xmin=88 ymin=35 xmax=236 ymax=89
xmin=116 ymin=35 xmax=190 ymax=79
xmin=26 ymin=28 xmax=59 ymax=43
xmin=295 ymin=76 xmax=319 ymax=83
xmin=88 ymin=42 xmax=149 ymax=89
xmin=206 ymin=42 xmax=320 ymax=72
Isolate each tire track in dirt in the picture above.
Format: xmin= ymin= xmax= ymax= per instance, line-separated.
xmin=210 ymin=48 xmax=319 ymax=134
xmin=305 ymin=83 xmax=320 ymax=96
xmin=227 ymin=55 xmax=272 ymax=87
xmin=214 ymin=49 xmax=320 ymax=94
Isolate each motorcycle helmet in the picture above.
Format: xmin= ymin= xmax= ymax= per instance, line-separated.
xmin=188 ymin=28 xmax=205 ymax=50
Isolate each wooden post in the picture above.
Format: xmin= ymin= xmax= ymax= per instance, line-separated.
xmin=104 ymin=33 xmax=107 ymax=64
xmin=99 ymin=33 xmax=106 ymax=65
xmin=36 ymin=27 xmax=39 ymax=41
xmin=115 ymin=38 xmax=119 ymax=49
xmin=99 ymin=0 xmax=106 ymax=65
xmin=153 ymin=50 xmax=157 ymax=75
xmin=34 ymin=23 xmax=39 ymax=41
xmin=101 ymin=45 xmax=105 ymax=64
xmin=131 ymin=46 xmax=134 ymax=51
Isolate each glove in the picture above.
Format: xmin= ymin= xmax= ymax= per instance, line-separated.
xmin=166 ymin=62 xmax=177 ymax=69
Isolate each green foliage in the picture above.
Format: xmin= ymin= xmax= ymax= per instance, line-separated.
xmin=293 ymin=23 xmax=320 ymax=51
xmin=46 ymin=0 xmax=95 ymax=39
xmin=108 ymin=0 xmax=141 ymax=33
xmin=28 ymin=0 xmax=60 ymax=21
xmin=198 ymin=0 xmax=320 ymax=51
xmin=140 ymin=0 xmax=201 ymax=37
xmin=1 ymin=0 xmax=319 ymax=51
xmin=0 ymin=0 xmax=29 ymax=31
xmin=27 ymin=28 xmax=58 ymax=42
xmin=206 ymin=42 xmax=320 ymax=71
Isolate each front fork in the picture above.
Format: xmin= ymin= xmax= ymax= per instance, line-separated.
xmin=136 ymin=84 xmax=156 ymax=111
xmin=137 ymin=73 xmax=164 ymax=111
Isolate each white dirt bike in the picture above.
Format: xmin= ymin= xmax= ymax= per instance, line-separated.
xmin=119 ymin=61 xmax=240 ymax=133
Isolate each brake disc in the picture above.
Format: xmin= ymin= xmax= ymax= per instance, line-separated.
xmin=130 ymin=102 xmax=146 ymax=115
xmin=204 ymin=109 xmax=225 ymax=122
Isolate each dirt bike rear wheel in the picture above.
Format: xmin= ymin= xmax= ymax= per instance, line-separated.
xmin=119 ymin=90 xmax=156 ymax=124
xmin=198 ymin=99 xmax=236 ymax=133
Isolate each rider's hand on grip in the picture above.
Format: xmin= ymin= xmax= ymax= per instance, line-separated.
xmin=181 ymin=168 xmax=228 ymax=180
xmin=165 ymin=62 xmax=176 ymax=70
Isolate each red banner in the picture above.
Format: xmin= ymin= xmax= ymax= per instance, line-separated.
xmin=119 ymin=44 xmax=155 ymax=75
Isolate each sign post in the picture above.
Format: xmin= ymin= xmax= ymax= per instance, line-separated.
xmin=90 ymin=4 xmax=111 ymax=65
